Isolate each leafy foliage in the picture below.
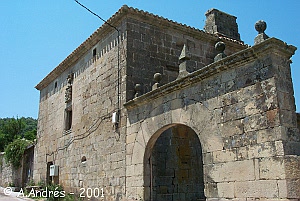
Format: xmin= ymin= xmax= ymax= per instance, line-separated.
xmin=4 ymin=138 xmax=31 ymax=168
xmin=0 ymin=117 xmax=37 ymax=152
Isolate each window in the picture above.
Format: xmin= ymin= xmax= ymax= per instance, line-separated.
xmin=65 ymin=106 xmax=72 ymax=130
xmin=81 ymin=156 xmax=87 ymax=163
xmin=92 ymin=48 xmax=97 ymax=58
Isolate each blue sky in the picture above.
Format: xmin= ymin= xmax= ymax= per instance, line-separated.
xmin=0 ymin=1 xmax=299 ymax=118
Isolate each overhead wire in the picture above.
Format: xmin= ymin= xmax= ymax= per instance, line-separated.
xmin=45 ymin=0 xmax=123 ymax=164
xmin=74 ymin=0 xmax=121 ymax=124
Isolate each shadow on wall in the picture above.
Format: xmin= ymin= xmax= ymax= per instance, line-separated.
xmin=143 ymin=124 xmax=205 ymax=201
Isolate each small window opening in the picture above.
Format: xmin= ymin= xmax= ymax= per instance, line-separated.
xmin=54 ymin=81 xmax=58 ymax=89
xmin=81 ymin=156 xmax=87 ymax=163
xmin=65 ymin=107 xmax=72 ymax=130
xmin=92 ymin=48 xmax=97 ymax=58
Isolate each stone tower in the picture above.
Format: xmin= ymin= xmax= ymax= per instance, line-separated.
xmin=204 ymin=8 xmax=241 ymax=41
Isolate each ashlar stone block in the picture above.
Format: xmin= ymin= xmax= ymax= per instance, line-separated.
xmin=259 ymin=157 xmax=286 ymax=180
xmin=205 ymin=160 xmax=255 ymax=183
xmin=217 ymin=182 xmax=235 ymax=198
xmin=219 ymin=119 xmax=244 ymax=137
xmin=234 ymin=180 xmax=279 ymax=198
xmin=212 ymin=149 xmax=237 ymax=163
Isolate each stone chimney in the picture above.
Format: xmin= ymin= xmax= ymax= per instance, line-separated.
xmin=204 ymin=8 xmax=241 ymax=41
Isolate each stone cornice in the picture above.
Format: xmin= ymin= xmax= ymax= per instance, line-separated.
xmin=122 ymin=6 xmax=245 ymax=46
xmin=124 ymin=38 xmax=296 ymax=109
xmin=35 ymin=5 xmax=246 ymax=91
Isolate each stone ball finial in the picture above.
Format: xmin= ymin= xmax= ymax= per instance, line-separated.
xmin=152 ymin=73 xmax=162 ymax=90
xmin=153 ymin=73 xmax=162 ymax=83
xmin=134 ymin=83 xmax=142 ymax=98
xmin=254 ymin=20 xmax=269 ymax=45
xmin=134 ymin=83 xmax=141 ymax=92
xmin=255 ymin=20 xmax=267 ymax=34
xmin=214 ymin=41 xmax=226 ymax=62
xmin=215 ymin=41 xmax=226 ymax=52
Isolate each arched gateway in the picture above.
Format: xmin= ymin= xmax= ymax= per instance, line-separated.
xmin=144 ymin=124 xmax=205 ymax=201
xmin=124 ymin=38 xmax=299 ymax=201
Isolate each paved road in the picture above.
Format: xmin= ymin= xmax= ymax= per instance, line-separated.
xmin=0 ymin=192 xmax=24 ymax=201
xmin=0 ymin=187 xmax=34 ymax=201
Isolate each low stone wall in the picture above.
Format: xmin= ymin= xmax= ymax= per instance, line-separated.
xmin=0 ymin=152 xmax=24 ymax=188
xmin=0 ymin=152 xmax=13 ymax=187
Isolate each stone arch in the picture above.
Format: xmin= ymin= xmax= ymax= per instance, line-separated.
xmin=143 ymin=123 xmax=205 ymax=201
xmin=128 ymin=103 xmax=224 ymax=200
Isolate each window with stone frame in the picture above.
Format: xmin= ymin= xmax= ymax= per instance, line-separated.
xmin=64 ymin=106 xmax=72 ymax=131
xmin=92 ymin=48 xmax=97 ymax=59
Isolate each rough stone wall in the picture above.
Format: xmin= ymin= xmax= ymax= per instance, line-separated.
xmin=204 ymin=9 xmax=241 ymax=41
xmin=34 ymin=7 xmax=299 ymax=201
xmin=125 ymin=38 xmax=299 ymax=200
xmin=0 ymin=152 xmax=24 ymax=188
xmin=34 ymin=12 xmax=246 ymax=201
xmin=125 ymin=17 xmax=245 ymax=101
xmin=0 ymin=153 xmax=13 ymax=187
xmin=34 ymin=24 xmax=128 ymax=200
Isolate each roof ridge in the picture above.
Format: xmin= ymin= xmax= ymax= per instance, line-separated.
xmin=36 ymin=5 xmax=246 ymax=90
xmin=119 ymin=5 xmax=245 ymax=45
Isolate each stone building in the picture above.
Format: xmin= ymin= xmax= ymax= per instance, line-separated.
xmin=34 ymin=5 xmax=300 ymax=201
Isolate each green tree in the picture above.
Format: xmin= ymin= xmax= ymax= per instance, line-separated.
xmin=24 ymin=128 xmax=37 ymax=141
xmin=0 ymin=133 xmax=9 ymax=151
xmin=0 ymin=117 xmax=37 ymax=152
xmin=2 ymin=117 xmax=25 ymax=140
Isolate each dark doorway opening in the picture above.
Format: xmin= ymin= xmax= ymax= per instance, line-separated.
xmin=146 ymin=124 xmax=205 ymax=201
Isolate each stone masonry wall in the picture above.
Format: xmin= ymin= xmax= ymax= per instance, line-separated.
xmin=0 ymin=153 xmax=13 ymax=187
xmin=0 ymin=152 xmax=24 ymax=188
xmin=34 ymin=8 xmax=247 ymax=200
xmin=34 ymin=24 xmax=128 ymax=200
xmin=125 ymin=17 xmax=246 ymax=101
xmin=35 ymin=13 xmax=245 ymax=196
xmin=34 ymin=6 xmax=299 ymax=200
xmin=124 ymin=38 xmax=299 ymax=200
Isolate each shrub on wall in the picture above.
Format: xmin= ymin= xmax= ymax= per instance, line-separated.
xmin=4 ymin=138 xmax=31 ymax=168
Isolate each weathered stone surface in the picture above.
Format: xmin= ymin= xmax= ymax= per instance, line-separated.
xmin=32 ymin=5 xmax=299 ymax=201
xmin=212 ymin=149 xmax=237 ymax=163
xmin=214 ymin=42 xmax=227 ymax=62
xmin=204 ymin=8 xmax=241 ymax=41
xmin=217 ymin=182 xmax=235 ymax=198
xmin=259 ymin=157 xmax=286 ymax=180
xmin=234 ymin=180 xmax=279 ymax=198
xmin=205 ymin=160 xmax=255 ymax=183
xmin=254 ymin=20 xmax=269 ymax=45
xmin=219 ymin=119 xmax=244 ymax=137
